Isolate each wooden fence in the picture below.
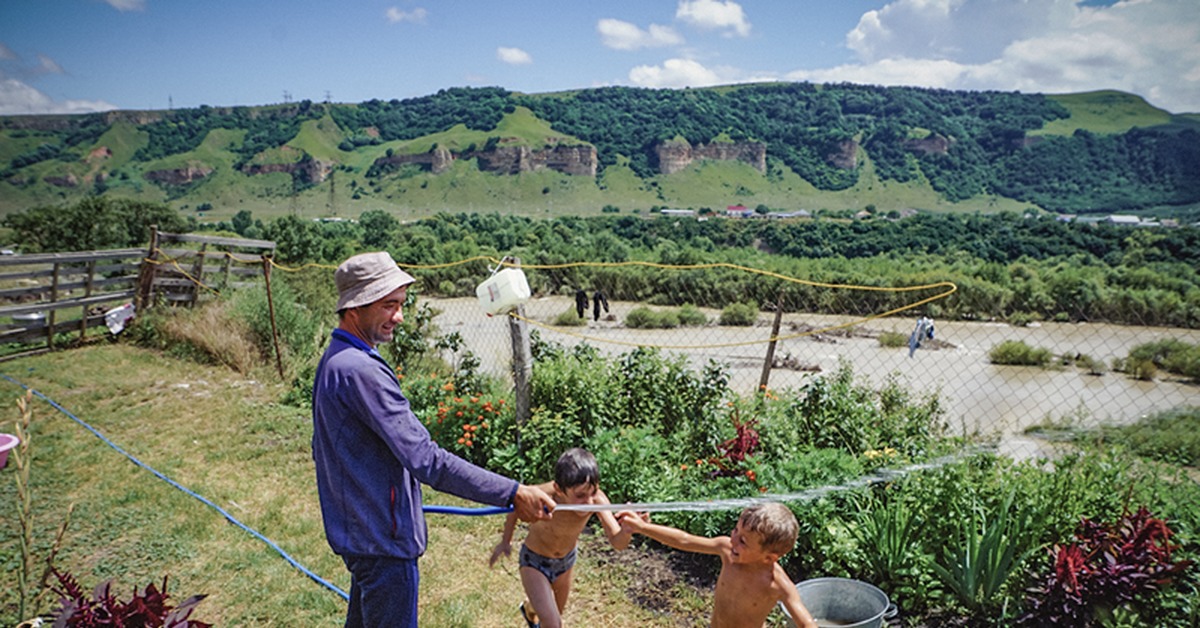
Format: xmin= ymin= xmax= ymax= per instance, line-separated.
xmin=0 ymin=229 xmax=276 ymax=361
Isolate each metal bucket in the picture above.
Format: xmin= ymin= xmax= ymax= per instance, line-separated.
xmin=781 ymin=577 xmax=897 ymax=628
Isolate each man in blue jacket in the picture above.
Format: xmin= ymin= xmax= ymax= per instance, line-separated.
xmin=313 ymin=251 xmax=556 ymax=627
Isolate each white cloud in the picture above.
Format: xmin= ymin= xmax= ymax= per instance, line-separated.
xmin=597 ymin=18 xmax=683 ymax=50
xmin=676 ymin=0 xmax=751 ymax=37
xmin=0 ymin=78 xmax=117 ymax=115
xmin=629 ymin=58 xmax=723 ymax=88
xmin=828 ymin=0 xmax=1200 ymax=113
xmin=0 ymin=43 xmax=17 ymax=61
xmin=497 ymin=47 xmax=533 ymax=65
xmin=104 ymin=0 xmax=145 ymax=11
xmin=385 ymin=7 xmax=428 ymax=24
xmin=34 ymin=54 xmax=65 ymax=76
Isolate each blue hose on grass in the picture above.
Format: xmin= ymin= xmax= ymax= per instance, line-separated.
xmin=0 ymin=373 xmax=514 ymax=602
xmin=0 ymin=374 xmax=353 ymax=600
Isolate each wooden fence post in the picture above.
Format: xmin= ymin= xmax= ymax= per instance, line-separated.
xmin=758 ymin=291 xmax=785 ymax=394
xmin=79 ymin=259 xmax=96 ymax=339
xmin=189 ymin=242 xmax=207 ymax=307
xmin=135 ymin=225 xmax=159 ymax=313
xmin=47 ymin=261 xmax=60 ymax=350
xmin=506 ymin=258 xmax=533 ymax=431
xmin=262 ymin=255 xmax=285 ymax=380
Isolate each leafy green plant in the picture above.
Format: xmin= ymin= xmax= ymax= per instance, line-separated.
xmin=930 ymin=490 xmax=1036 ymax=617
xmin=624 ymin=306 xmax=680 ymax=329
xmin=552 ymin=308 xmax=586 ymax=326
xmin=878 ymin=330 xmax=907 ymax=348
xmin=677 ymin=303 xmax=708 ymax=326
xmin=988 ymin=340 xmax=1054 ymax=366
xmin=853 ymin=493 xmax=923 ymax=587
xmin=718 ymin=302 xmax=758 ymax=326
xmin=47 ymin=566 xmax=210 ymax=627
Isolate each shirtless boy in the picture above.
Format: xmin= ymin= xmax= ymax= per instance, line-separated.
xmin=489 ymin=448 xmax=633 ymax=628
xmin=618 ymin=502 xmax=818 ymax=628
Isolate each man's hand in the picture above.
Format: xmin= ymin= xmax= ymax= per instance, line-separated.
xmin=512 ymin=484 xmax=555 ymax=522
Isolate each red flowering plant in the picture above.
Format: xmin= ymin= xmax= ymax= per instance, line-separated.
xmin=1019 ymin=506 xmax=1193 ymax=626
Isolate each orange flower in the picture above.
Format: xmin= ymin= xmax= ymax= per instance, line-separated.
xmin=680 ymin=464 xmax=689 ymax=471
xmin=457 ymin=437 xmax=465 ymax=444
xmin=442 ymin=382 xmax=455 ymax=391
xmin=758 ymin=486 xmax=769 ymax=493
xmin=456 ymin=411 xmax=464 ymax=417
xmin=745 ymin=470 xmax=757 ymax=482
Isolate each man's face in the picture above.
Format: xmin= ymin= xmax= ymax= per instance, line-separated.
xmin=345 ymin=285 xmax=407 ymax=348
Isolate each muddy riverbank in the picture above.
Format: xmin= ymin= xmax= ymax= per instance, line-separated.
xmin=425 ymin=296 xmax=1200 ymax=448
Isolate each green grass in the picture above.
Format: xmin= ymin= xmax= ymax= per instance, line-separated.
xmin=0 ymin=343 xmax=688 ymax=626
xmin=1040 ymin=90 xmax=1174 ymax=136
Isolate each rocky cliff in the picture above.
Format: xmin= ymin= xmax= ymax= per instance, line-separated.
xmin=144 ymin=164 xmax=214 ymax=186
xmin=654 ymin=139 xmax=767 ymax=174
xmin=241 ymin=157 xmax=334 ymax=183
xmin=372 ymin=143 xmax=597 ymax=177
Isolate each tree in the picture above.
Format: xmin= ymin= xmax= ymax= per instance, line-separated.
xmin=358 ymin=209 xmax=400 ymax=249
xmin=231 ymin=210 xmax=254 ymax=236
xmin=2 ymin=197 xmax=189 ymax=252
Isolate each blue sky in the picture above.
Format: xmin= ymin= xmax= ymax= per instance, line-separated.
xmin=1 ymin=0 xmax=1197 ymax=116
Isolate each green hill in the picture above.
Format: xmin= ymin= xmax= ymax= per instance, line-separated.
xmin=1 ymin=83 xmax=1197 ymax=221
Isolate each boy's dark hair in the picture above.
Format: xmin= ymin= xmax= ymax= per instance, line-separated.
xmin=554 ymin=448 xmax=600 ymax=489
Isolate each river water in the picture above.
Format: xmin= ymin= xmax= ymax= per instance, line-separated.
xmin=426 ymin=296 xmax=1200 ymax=453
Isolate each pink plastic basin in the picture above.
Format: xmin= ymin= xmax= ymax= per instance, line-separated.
xmin=0 ymin=433 xmax=19 ymax=469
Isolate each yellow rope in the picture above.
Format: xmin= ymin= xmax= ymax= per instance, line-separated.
xmin=145 ymin=249 xmax=958 ymax=352
xmin=507 ymin=281 xmax=956 ymax=350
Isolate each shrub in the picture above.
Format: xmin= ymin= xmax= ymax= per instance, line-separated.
xmin=878 ymin=330 xmax=908 ymax=348
xmin=1126 ymin=338 xmax=1200 ymax=381
xmin=988 ymin=340 xmax=1053 ymax=366
xmin=624 ymin=306 xmax=680 ymax=329
xmin=553 ymin=308 xmax=586 ymax=326
xmin=719 ymin=302 xmax=758 ymax=326
xmin=677 ymin=303 xmax=708 ymax=326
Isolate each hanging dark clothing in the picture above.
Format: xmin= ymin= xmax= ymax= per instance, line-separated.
xmin=592 ymin=290 xmax=609 ymax=321
xmin=574 ymin=289 xmax=589 ymax=319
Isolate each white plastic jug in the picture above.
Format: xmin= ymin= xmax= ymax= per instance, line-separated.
xmin=476 ymin=268 xmax=531 ymax=315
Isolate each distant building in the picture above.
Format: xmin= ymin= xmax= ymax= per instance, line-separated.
xmin=660 ymin=208 xmax=696 ymax=217
xmin=724 ymin=205 xmax=754 ymax=218
xmin=766 ymin=210 xmax=811 ymax=220
xmin=1105 ymin=215 xmax=1141 ymax=226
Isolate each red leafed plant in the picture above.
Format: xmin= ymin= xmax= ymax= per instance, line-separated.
xmin=718 ymin=409 xmax=760 ymax=466
xmin=48 ymin=565 xmax=210 ymax=628
xmin=1019 ymin=506 xmax=1192 ymax=626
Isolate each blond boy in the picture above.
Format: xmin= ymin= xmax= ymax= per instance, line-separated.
xmin=489 ymin=448 xmax=633 ymax=628
xmin=618 ymin=502 xmax=817 ymax=628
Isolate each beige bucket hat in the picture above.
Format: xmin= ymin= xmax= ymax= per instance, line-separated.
xmin=334 ymin=251 xmax=416 ymax=311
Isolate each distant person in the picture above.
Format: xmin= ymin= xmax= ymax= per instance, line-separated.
xmin=592 ymin=290 xmax=609 ymax=322
xmin=489 ymin=448 xmax=634 ymax=628
xmin=574 ymin=289 xmax=589 ymax=320
xmin=312 ymin=251 xmax=556 ymax=628
xmin=617 ymin=503 xmax=817 ymax=628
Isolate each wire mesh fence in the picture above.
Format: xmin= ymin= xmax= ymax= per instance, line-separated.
xmin=408 ymin=260 xmax=1200 ymax=462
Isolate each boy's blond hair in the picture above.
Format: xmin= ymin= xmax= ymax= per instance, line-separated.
xmin=740 ymin=502 xmax=798 ymax=555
